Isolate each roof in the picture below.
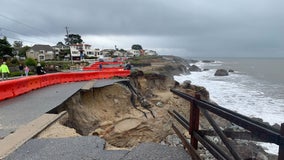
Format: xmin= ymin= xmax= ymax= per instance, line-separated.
xmin=30 ymin=44 xmax=53 ymax=51
xmin=70 ymin=43 xmax=91 ymax=46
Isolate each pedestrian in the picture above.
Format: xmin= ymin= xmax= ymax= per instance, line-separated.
xmin=19 ymin=63 xmax=24 ymax=76
xmin=99 ymin=63 xmax=103 ymax=70
xmin=24 ymin=65 xmax=29 ymax=76
xmin=125 ymin=61 xmax=131 ymax=70
xmin=0 ymin=62 xmax=10 ymax=80
xmin=36 ymin=63 xmax=46 ymax=75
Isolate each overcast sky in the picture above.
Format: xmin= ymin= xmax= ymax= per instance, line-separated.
xmin=0 ymin=0 xmax=283 ymax=57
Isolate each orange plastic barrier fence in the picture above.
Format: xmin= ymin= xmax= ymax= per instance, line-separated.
xmin=0 ymin=80 xmax=15 ymax=101
xmin=12 ymin=78 xmax=30 ymax=96
xmin=26 ymin=76 xmax=41 ymax=90
xmin=0 ymin=69 xmax=130 ymax=102
xmin=47 ymin=73 xmax=61 ymax=86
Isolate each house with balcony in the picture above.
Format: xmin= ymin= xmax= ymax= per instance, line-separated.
xmin=26 ymin=44 xmax=55 ymax=61
xmin=70 ymin=43 xmax=96 ymax=60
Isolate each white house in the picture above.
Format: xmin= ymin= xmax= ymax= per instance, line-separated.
xmin=144 ymin=50 xmax=158 ymax=56
xmin=94 ymin=48 xmax=103 ymax=57
xmin=128 ymin=49 xmax=141 ymax=57
xmin=70 ymin=43 xmax=94 ymax=60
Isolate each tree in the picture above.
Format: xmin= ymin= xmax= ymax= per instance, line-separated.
xmin=64 ymin=34 xmax=83 ymax=45
xmin=13 ymin=41 xmax=23 ymax=56
xmin=58 ymin=48 xmax=70 ymax=60
xmin=131 ymin=44 xmax=143 ymax=50
xmin=13 ymin=41 xmax=23 ymax=48
xmin=56 ymin=41 xmax=65 ymax=46
xmin=0 ymin=36 xmax=13 ymax=58
xmin=18 ymin=46 xmax=30 ymax=57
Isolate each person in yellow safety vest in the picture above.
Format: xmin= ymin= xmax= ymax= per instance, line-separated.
xmin=0 ymin=62 xmax=10 ymax=80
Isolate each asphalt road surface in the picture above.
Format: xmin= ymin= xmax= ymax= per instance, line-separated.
xmin=0 ymin=82 xmax=86 ymax=138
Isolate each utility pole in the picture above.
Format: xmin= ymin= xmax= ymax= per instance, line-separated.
xmin=0 ymin=28 xmax=3 ymax=38
xmin=65 ymin=26 xmax=72 ymax=63
xmin=65 ymin=26 xmax=69 ymax=36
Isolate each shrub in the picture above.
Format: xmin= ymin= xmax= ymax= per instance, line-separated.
xmin=25 ymin=58 xmax=37 ymax=66
xmin=10 ymin=58 xmax=19 ymax=65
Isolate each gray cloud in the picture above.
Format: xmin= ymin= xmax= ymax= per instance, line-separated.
xmin=0 ymin=0 xmax=283 ymax=57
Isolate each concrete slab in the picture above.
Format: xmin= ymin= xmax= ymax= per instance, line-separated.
xmin=0 ymin=112 xmax=66 ymax=159
xmin=4 ymin=136 xmax=128 ymax=160
xmin=123 ymin=142 xmax=191 ymax=160
xmin=80 ymin=80 xmax=96 ymax=91
xmin=4 ymin=137 xmax=191 ymax=160
xmin=93 ymin=79 xmax=129 ymax=88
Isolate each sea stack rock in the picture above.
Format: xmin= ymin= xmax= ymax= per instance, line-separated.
xmin=188 ymin=65 xmax=202 ymax=72
xmin=214 ymin=69 xmax=229 ymax=76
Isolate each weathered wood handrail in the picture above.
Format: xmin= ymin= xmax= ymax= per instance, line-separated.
xmin=170 ymin=88 xmax=284 ymax=160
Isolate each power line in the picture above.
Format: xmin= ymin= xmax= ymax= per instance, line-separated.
xmin=0 ymin=27 xmax=54 ymax=44
xmin=0 ymin=14 xmax=58 ymax=44
xmin=1 ymin=35 xmax=37 ymax=44
xmin=0 ymin=27 xmax=29 ymax=37
xmin=0 ymin=14 xmax=51 ymax=35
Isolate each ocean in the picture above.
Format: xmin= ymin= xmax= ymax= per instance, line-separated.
xmin=173 ymin=57 xmax=284 ymax=154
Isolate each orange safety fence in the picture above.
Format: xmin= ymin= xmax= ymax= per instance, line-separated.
xmin=0 ymin=69 xmax=130 ymax=101
xmin=0 ymin=80 xmax=15 ymax=100
xmin=26 ymin=76 xmax=41 ymax=90
xmin=12 ymin=78 xmax=30 ymax=96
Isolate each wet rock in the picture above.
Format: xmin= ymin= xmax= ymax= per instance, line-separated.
xmin=202 ymin=60 xmax=215 ymax=63
xmin=214 ymin=69 xmax=229 ymax=76
xmin=188 ymin=64 xmax=202 ymax=72
xmin=256 ymin=152 xmax=268 ymax=160
xmin=228 ymin=69 xmax=234 ymax=72
xmin=181 ymin=80 xmax=191 ymax=89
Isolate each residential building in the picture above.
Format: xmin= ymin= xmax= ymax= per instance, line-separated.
xmin=26 ymin=44 xmax=55 ymax=61
xmin=94 ymin=48 xmax=103 ymax=57
xmin=52 ymin=43 xmax=70 ymax=57
xmin=144 ymin=50 xmax=158 ymax=56
xmin=128 ymin=49 xmax=141 ymax=57
xmin=70 ymin=43 xmax=95 ymax=60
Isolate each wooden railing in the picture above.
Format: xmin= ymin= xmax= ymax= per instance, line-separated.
xmin=169 ymin=89 xmax=284 ymax=160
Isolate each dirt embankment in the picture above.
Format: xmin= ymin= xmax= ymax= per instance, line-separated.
xmin=37 ymin=56 xmax=198 ymax=148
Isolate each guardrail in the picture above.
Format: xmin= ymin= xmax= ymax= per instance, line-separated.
xmin=0 ymin=70 xmax=130 ymax=102
xmin=169 ymin=89 xmax=284 ymax=160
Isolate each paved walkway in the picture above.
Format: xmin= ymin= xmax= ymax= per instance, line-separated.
xmin=0 ymin=82 xmax=87 ymax=138
xmin=5 ymin=136 xmax=191 ymax=160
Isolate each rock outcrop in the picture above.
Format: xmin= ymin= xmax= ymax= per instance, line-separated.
xmin=214 ymin=69 xmax=229 ymax=76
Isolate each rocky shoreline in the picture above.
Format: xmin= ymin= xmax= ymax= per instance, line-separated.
xmin=37 ymin=55 xmax=278 ymax=160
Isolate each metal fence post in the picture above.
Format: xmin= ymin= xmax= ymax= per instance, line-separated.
xmin=279 ymin=123 xmax=284 ymax=160
xmin=189 ymin=93 xmax=200 ymax=149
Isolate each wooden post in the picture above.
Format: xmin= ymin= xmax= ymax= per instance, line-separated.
xmin=189 ymin=93 xmax=200 ymax=149
xmin=279 ymin=123 xmax=284 ymax=160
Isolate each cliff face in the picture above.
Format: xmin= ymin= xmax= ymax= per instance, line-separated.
xmin=37 ymin=56 xmax=199 ymax=148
